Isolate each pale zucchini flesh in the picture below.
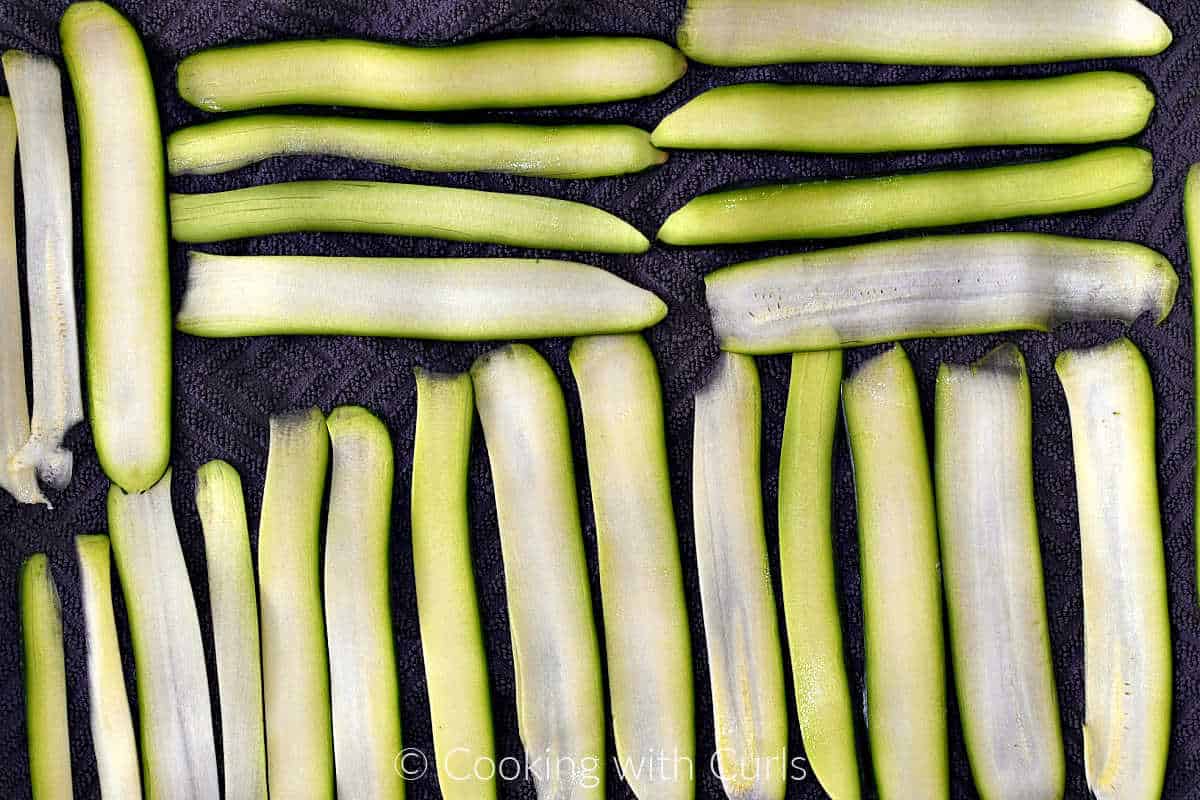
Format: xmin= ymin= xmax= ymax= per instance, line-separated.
xmin=659 ymin=147 xmax=1152 ymax=245
xmin=177 ymin=37 xmax=686 ymax=112
xmin=1185 ymin=165 xmax=1200 ymax=606
xmin=170 ymin=180 xmax=650 ymax=253
xmin=777 ymin=350 xmax=860 ymax=800
xmin=692 ymin=352 xmax=788 ymax=800
xmin=569 ymin=334 xmax=694 ymax=800
xmin=411 ymin=370 xmax=497 ymax=800
xmin=168 ymin=115 xmax=666 ymax=178
xmin=934 ymin=345 xmax=1064 ymax=800
xmin=676 ymin=0 xmax=1172 ymax=66
xmin=842 ymin=345 xmax=947 ymax=800
xmin=471 ymin=345 xmax=606 ymax=798
xmin=176 ymin=252 xmax=666 ymax=340
xmin=705 ymin=233 xmax=1177 ymax=355
xmin=1056 ymin=338 xmax=1171 ymax=800
xmin=651 ymin=72 xmax=1156 ymax=153
xmin=22 ymin=553 xmax=74 ymax=800
xmin=61 ymin=1 xmax=172 ymax=493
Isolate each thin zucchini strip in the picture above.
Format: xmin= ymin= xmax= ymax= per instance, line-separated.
xmin=3 ymin=51 xmax=83 ymax=489
xmin=471 ymin=345 xmax=605 ymax=798
xmin=842 ymin=345 xmax=948 ymax=800
xmin=0 ymin=97 xmax=42 ymax=505
xmin=569 ymin=334 xmax=694 ymax=800
xmin=76 ymin=535 xmax=141 ymax=799
xmin=705 ymin=233 xmax=1177 ymax=355
xmin=195 ymin=461 xmax=267 ymax=800
xmin=61 ymin=1 xmax=172 ymax=493
xmin=1056 ymin=338 xmax=1171 ymax=800
xmin=777 ymin=350 xmax=859 ymax=800
xmin=692 ymin=352 xmax=787 ymax=800
xmin=177 ymin=37 xmax=686 ymax=112
xmin=934 ymin=345 xmax=1064 ymax=800
xmin=411 ymin=369 xmax=496 ymax=800
xmin=170 ymin=180 xmax=649 ymax=252
xmin=651 ymin=72 xmax=1156 ymax=153
xmin=660 ymin=147 xmax=1152 ymax=245
xmin=1185 ymin=165 xmax=1200 ymax=606
xmin=22 ymin=554 xmax=73 ymax=799
xmin=258 ymin=408 xmax=333 ymax=800
xmin=168 ymin=115 xmax=667 ymax=178
xmin=677 ymin=0 xmax=1171 ymax=66
xmin=108 ymin=471 xmax=220 ymax=798
xmin=176 ymin=252 xmax=665 ymax=339
xmin=324 ymin=407 xmax=404 ymax=798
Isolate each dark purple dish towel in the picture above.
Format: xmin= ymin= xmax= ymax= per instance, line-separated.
xmin=0 ymin=0 xmax=1196 ymax=797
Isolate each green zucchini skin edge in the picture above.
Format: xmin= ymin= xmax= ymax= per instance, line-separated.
xmin=1185 ymin=164 xmax=1200 ymax=607
xmin=22 ymin=554 xmax=74 ymax=800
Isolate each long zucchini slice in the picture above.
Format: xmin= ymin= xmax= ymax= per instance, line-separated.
xmin=676 ymin=0 xmax=1171 ymax=66
xmin=108 ymin=471 xmax=220 ymax=798
xmin=195 ymin=461 xmax=267 ymax=800
xmin=651 ymin=72 xmax=1155 ymax=153
xmin=170 ymin=180 xmax=649 ymax=252
xmin=76 ymin=535 xmax=141 ymax=799
xmin=934 ymin=345 xmax=1064 ymax=800
xmin=471 ymin=345 xmax=605 ymax=798
xmin=324 ymin=407 xmax=404 ymax=798
xmin=1185 ymin=165 xmax=1200 ymax=606
xmin=1056 ymin=338 xmax=1171 ymax=800
xmin=177 ymin=37 xmax=685 ymax=112
xmin=842 ymin=346 xmax=947 ymax=799
xmin=777 ymin=350 xmax=859 ymax=800
xmin=61 ymin=1 xmax=172 ymax=493
xmin=168 ymin=115 xmax=666 ymax=178
xmin=692 ymin=352 xmax=787 ymax=800
xmin=705 ymin=233 xmax=1177 ymax=355
xmin=258 ymin=408 xmax=333 ymax=800
xmin=569 ymin=334 xmax=694 ymax=800
xmin=176 ymin=252 xmax=665 ymax=339
xmin=22 ymin=554 xmax=73 ymax=799
xmin=3 ymin=51 xmax=83 ymax=489
xmin=411 ymin=370 xmax=496 ymax=800
xmin=659 ymin=147 xmax=1152 ymax=245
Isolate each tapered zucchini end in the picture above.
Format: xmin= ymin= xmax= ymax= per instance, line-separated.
xmin=75 ymin=533 xmax=111 ymax=564
xmin=326 ymin=404 xmax=390 ymax=449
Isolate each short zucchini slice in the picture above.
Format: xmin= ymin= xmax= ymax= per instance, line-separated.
xmin=935 ymin=345 xmax=1064 ymax=800
xmin=705 ymin=233 xmax=1177 ymax=355
xmin=471 ymin=345 xmax=605 ymax=798
xmin=569 ymin=334 xmax=694 ymax=800
xmin=1056 ymin=338 xmax=1171 ymax=800
xmin=22 ymin=554 xmax=73 ymax=800
xmin=692 ymin=352 xmax=788 ymax=800
xmin=842 ymin=346 xmax=948 ymax=799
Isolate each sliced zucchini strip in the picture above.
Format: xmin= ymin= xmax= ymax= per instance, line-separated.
xmin=258 ymin=408 xmax=333 ymax=800
xmin=168 ymin=115 xmax=667 ymax=178
xmin=842 ymin=346 xmax=947 ymax=800
xmin=22 ymin=554 xmax=73 ymax=800
xmin=3 ymin=51 xmax=83 ymax=489
xmin=471 ymin=345 xmax=605 ymax=798
xmin=324 ymin=407 xmax=404 ymax=798
xmin=1185 ymin=165 xmax=1200 ymax=606
xmin=176 ymin=252 xmax=665 ymax=339
xmin=411 ymin=369 xmax=496 ymax=800
xmin=195 ymin=461 xmax=267 ymax=800
xmin=777 ymin=350 xmax=859 ymax=800
xmin=692 ymin=352 xmax=788 ymax=800
xmin=569 ymin=334 xmax=694 ymax=800
xmin=659 ymin=147 xmax=1152 ymax=245
xmin=61 ymin=1 xmax=172 ymax=493
xmin=651 ymin=72 xmax=1156 ymax=153
xmin=169 ymin=180 xmax=649 ymax=253
xmin=108 ymin=471 xmax=220 ymax=798
xmin=705 ymin=233 xmax=1177 ymax=355
xmin=76 ymin=535 xmax=141 ymax=799
xmin=676 ymin=0 xmax=1171 ymax=66
xmin=934 ymin=345 xmax=1064 ymax=800
xmin=177 ymin=37 xmax=686 ymax=112
xmin=1056 ymin=338 xmax=1171 ymax=800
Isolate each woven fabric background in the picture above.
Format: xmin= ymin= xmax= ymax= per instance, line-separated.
xmin=0 ymin=0 xmax=1196 ymax=797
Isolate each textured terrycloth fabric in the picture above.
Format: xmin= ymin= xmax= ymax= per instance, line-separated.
xmin=0 ymin=0 xmax=1196 ymax=797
